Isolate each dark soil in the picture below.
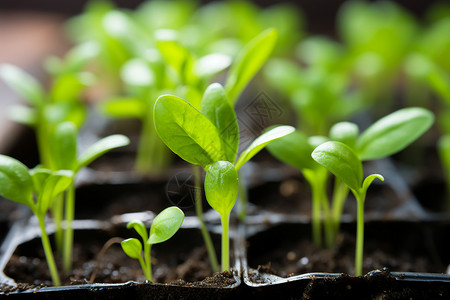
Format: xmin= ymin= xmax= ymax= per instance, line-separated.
xmin=2 ymin=227 xmax=234 ymax=290
xmin=247 ymin=221 xmax=450 ymax=277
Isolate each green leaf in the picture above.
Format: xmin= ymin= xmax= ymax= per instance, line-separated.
xmin=38 ymin=170 xmax=73 ymax=215
xmin=121 ymin=58 xmax=155 ymax=87
xmin=235 ymin=125 xmax=295 ymax=171
xmin=329 ymin=122 xmax=359 ymax=149
xmin=126 ymin=220 xmax=148 ymax=242
xmin=356 ymin=107 xmax=434 ymax=160
xmin=154 ymin=95 xmax=226 ymax=169
xmin=266 ymin=129 xmax=317 ymax=170
xmin=0 ymin=155 xmax=34 ymax=208
xmin=121 ymin=238 xmax=143 ymax=259
xmin=50 ymin=73 xmax=92 ymax=103
xmin=0 ymin=64 xmax=46 ymax=107
xmin=204 ymin=161 xmax=239 ymax=216
xmin=361 ymin=174 xmax=384 ymax=196
xmin=7 ymin=105 xmax=37 ymax=126
xmin=76 ymin=134 xmax=130 ymax=172
xmin=194 ymin=53 xmax=232 ymax=78
xmin=29 ymin=166 xmax=51 ymax=196
xmin=100 ymin=97 xmax=146 ymax=119
xmin=50 ymin=122 xmax=78 ymax=171
xmin=312 ymin=141 xmax=363 ymax=191
xmin=201 ymin=83 xmax=239 ymax=162
xmin=148 ymin=206 xmax=184 ymax=245
xmin=225 ymin=28 xmax=278 ymax=104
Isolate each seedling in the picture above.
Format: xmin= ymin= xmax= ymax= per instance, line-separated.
xmin=0 ymin=155 xmax=73 ymax=285
xmin=312 ymin=141 xmax=384 ymax=276
xmin=49 ymin=121 xmax=130 ymax=271
xmin=121 ymin=206 xmax=184 ymax=282
xmin=154 ymin=82 xmax=294 ymax=271
xmin=267 ymin=107 xmax=434 ymax=248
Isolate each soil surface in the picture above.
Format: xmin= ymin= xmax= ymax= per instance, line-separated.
xmin=2 ymin=227 xmax=235 ymax=290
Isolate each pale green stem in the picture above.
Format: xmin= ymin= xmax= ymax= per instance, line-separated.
xmin=52 ymin=194 xmax=64 ymax=255
xmin=353 ymin=190 xmax=365 ymax=277
xmin=144 ymin=243 xmax=152 ymax=281
xmin=237 ymin=173 xmax=248 ymax=221
xmin=63 ymin=184 xmax=75 ymax=272
xmin=303 ymin=170 xmax=322 ymax=247
xmin=221 ymin=213 xmax=230 ymax=271
xmin=194 ymin=166 xmax=219 ymax=273
xmin=38 ymin=216 xmax=61 ymax=286
xmin=331 ymin=178 xmax=349 ymax=238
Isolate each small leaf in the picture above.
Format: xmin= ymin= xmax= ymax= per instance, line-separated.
xmin=204 ymin=161 xmax=239 ymax=217
xmin=38 ymin=170 xmax=73 ymax=215
xmin=235 ymin=125 xmax=295 ymax=171
xmin=0 ymin=64 xmax=45 ymax=107
xmin=127 ymin=220 xmax=148 ymax=242
xmin=100 ymin=97 xmax=146 ymax=119
xmin=154 ymin=95 xmax=226 ymax=169
xmin=266 ymin=129 xmax=317 ymax=170
xmin=148 ymin=206 xmax=184 ymax=245
xmin=312 ymin=141 xmax=363 ymax=191
xmin=329 ymin=122 xmax=359 ymax=149
xmin=121 ymin=238 xmax=143 ymax=259
xmin=50 ymin=122 xmax=78 ymax=171
xmin=362 ymin=174 xmax=384 ymax=196
xmin=0 ymin=155 xmax=34 ymax=208
xmin=194 ymin=53 xmax=232 ymax=78
xmin=76 ymin=134 xmax=130 ymax=172
xmin=121 ymin=58 xmax=155 ymax=87
xmin=357 ymin=107 xmax=434 ymax=160
xmin=201 ymin=83 xmax=239 ymax=162
xmin=225 ymin=29 xmax=278 ymax=104
xmin=29 ymin=166 xmax=51 ymax=196
xmin=7 ymin=105 xmax=37 ymax=126
xmin=156 ymin=36 xmax=194 ymax=85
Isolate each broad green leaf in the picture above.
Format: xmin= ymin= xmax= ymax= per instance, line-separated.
xmin=235 ymin=125 xmax=295 ymax=171
xmin=100 ymin=97 xmax=146 ymax=119
xmin=8 ymin=105 xmax=37 ymax=126
xmin=362 ymin=174 xmax=384 ymax=196
xmin=127 ymin=220 xmax=148 ymax=242
xmin=148 ymin=206 xmax=184 ymax=245
xmin=121 ymin=238 xmax=143 ymax=259
xmin=356 ymin=107 xmax=434 ymax=160
xmin=194 ymin=53 xmax=232 ymax=78
xmin=76 ymin=134 xmax=130 ymax=172
xmin=312 ymin=141 xmax=363 ymax=191
xmin=0 ymin=64 xmax=45 ymax=107
xmin=201 ymin=83 xmax=239 ymax=162
xmin=121 ymin=58 xmax=155 ymax=87
xmin=329 ymin=122 xmax=359 ymax=149
xmin=50 ymin=122 xmax=77 ymax=171
xmin=38 ymin=170 xmax=73 ymax=215
xmin=154 ymin=95 xmax=226 ymax=168
xmin=266 ymin=129 xmax=317 ymax=170
xmin=204 ymin=161 xmax=238 ymax=216
xmin=0 ymin=155 xmax=33 ymax=208
xmin=225 ymin=29 xmax=278 ymax=104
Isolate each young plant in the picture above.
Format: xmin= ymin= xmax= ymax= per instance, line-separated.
xmin=154 ymin=82 xmax=295 ymax=271
xmin=311 ymin=141 xmax=384 ymax=276
xmin=0 ymin=155 xmax=73 ymax=285
xmin=49 ymin=121 xmax=130 ymax=272
xmin=121 ymin=206 xmax=184 ymax=282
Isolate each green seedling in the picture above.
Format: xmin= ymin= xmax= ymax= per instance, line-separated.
xmin=312 ymin=141 xmax=383 ymax=276
xmin=49 ymin=121 xmax=130 ymax=271
xmin=0 ymin=155 xmax=73 ymax=285
xmin=154 ymin=82 xmax=295 ymax=271
xmin=121 ymin=206 xmax=184 ymax=282
xmin=267 ymin=107 xmax=434 ymax=248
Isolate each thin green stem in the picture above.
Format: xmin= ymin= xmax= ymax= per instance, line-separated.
xmin=331 ymin=178 xmax=349 ymax=238
xmin=143 ymin=244 xmax=152 ymax=281
xmin=194 ymin=166 xmax=219 ymax=273
xmin=237 ymin=173 xmax=248 ymax=221
xmin=304 ymin=170 xmax=322 ymax=247
xmin=63 ymin=184 xmax=75 ymax=272
xmin=51 ymin=194 xmax=64 ymax=255
xmin=221 ymin=213 xmax=230 ymax=271
xmin=38 ymin=216 xmax=61 ymax=286
xmin=353 ymin=190 xmax=365 ymax=277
